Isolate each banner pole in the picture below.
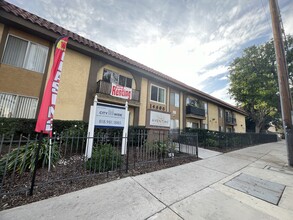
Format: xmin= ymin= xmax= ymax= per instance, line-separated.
xmin=48 ymin=138 xmax=52 ymax=172
xmin=30 ymin=132 xmax=43 ymax=196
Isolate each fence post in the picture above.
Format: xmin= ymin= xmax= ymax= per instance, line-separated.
xmin=30 ymin=132 xmax=43 ymax=196
xmin=196 ymin=134 xmax=198 ymax=158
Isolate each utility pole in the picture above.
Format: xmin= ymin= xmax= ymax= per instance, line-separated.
xmin=269 ymin=0 xmax=293 ymax=166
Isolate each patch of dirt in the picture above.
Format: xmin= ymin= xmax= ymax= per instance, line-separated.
xmin=0 ymin=156 xmax=199 ymax=211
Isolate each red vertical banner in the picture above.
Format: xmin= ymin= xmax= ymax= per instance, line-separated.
xmin=35 ymin=36 xmax=69 ymax=136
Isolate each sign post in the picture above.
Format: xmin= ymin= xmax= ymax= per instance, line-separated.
xmin=121 ymin=102 xmax=129 ymax=155
xmin=85 ymin=99 xmax=129 ymax=158
xmin=85 ymin=95 xmax=98 ymax=159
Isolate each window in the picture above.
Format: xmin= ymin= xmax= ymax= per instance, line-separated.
xmin=170 ymin=119 xmax=179 ymax=130
xmin=103 ymin=69 xmax=132 ymax=88
xmin=2 ymin=35 xmax=48 ymax=73
xmin=202 ymin=123 xmax=208 ymax=129
xmin=119 ymin=75 xmax=132 ymax=88
xmin=0 ymin=92 xmax=38 ymax=119
xmin=192 ymin=122 xmax=199 ymax=129
xmin=226 ymin=111 xmax=232 ymax=118
xmin=186 ymin=97 xmax=204 ymax=108
xmin=226 ymin=127 xmax=232 ymax=133
xmin=187 ymin=122 xmax=199 ymax=129
xmin=170 ymin=92 xmax=179 ymax=107
xmin=151 ymin=85 xmax=165 ymax=103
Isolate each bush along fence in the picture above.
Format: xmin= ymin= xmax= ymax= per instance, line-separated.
xmin=184 ymin=128 xmax=278 ymax=151
xmin=0 ymin=129 xmax=198 ymax=199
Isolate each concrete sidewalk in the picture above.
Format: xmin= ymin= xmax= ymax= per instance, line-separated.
xmin=1 ymin=141 xmax=293 ymax=219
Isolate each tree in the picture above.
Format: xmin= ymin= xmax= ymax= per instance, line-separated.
xmin=229 ymin=35 xmax=293 ymax=133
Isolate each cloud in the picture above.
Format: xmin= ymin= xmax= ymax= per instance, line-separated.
xmin=210 ymin=85 xmax=236 ymax=106
xmin=282 ymin=0 xmax=293 ymax=35
xmin=6 ymin=0 xmax=293 ymax=106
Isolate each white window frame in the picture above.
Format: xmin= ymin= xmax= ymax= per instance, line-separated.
xmin=0 ymin=92 xmax=38 ymax=119
xmin=2 ymin=34 xmax=49 ymax=73
xmin=204 ymin=102 xmax=208 ymax=115
xmin=150 ymin=84 xmax=166 ymax=104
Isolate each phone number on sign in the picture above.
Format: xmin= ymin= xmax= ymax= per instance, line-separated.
xmin=98 ymin=120 xmax=122 ymax=125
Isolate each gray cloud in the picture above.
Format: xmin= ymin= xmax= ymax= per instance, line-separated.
xmin=6 ymin=0 xmax=293 ymax=104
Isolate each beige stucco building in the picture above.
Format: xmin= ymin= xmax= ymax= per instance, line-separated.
xmin=0 ymin=1 xmax=247 ymax=133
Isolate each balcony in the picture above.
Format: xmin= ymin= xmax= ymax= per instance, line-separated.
xmin=96 ymin=80 xmax=140 ymax=102
xmin=225 ymin=116 xmax=237 ymax=125
xmin=186 ymin=105 xmax=205 ymax=118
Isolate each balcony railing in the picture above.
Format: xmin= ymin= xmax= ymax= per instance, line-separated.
xmin=96 ymin=80 xmax=140 ymax=102
xmin=225 ymin=116 xmax=237 ymax=125
xmin=186 ymin=105 xmax=205 ymax=117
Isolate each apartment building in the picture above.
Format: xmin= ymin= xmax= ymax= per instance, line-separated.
xmin=0 ymin=1 xmax=247 ymax=133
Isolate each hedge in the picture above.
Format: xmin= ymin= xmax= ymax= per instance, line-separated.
xmin=0 ymin=118 xmax=88 ymax=137
xmin=0 ymin=118 xmax=148 ymax=138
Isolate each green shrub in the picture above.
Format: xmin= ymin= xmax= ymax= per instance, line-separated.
xmin=147 ymin=140 xmax=175 ymax=160
xmin=55 ymin=121 xmax=88 ymax=135
xmin=153 ymin=141 xmax=168 ymax=157
xmin=0 ymin=118 xmax=88 ymax=137
xmin=205 ymin=138 xmax=219 ymax=148
xmin=0 ymin=118 xmax=36 ymax=137
xmin=0 ymin=139 xmax=60 ymax=176
xmin=86 ymin=144 xmax=122 ymax=172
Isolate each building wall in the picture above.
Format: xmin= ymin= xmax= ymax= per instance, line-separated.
xmin=179 ymin=92 xmax=184 ymax=129
xmin=207 ymin=102 xmax=219 ymax=131
xmin=0 ymin=64 xmax=44 ymax=97
xmin=0 ymin=24 xmax=248 ymax=131
xmin=0 ymin=28 xmax=51 ymax=98
xmin=139 ymin=77 xmax=148 ymax=126
xmin=234 ymin=112 xmax=246 ymax=133
xmin=54 ymin=48 xmax=91 ymax=120
xmin=0 ymin=23 xmax=4 ymax=43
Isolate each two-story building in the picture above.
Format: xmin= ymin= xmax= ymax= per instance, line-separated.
xmin=0 ymin=1 xmax=247 ymax=133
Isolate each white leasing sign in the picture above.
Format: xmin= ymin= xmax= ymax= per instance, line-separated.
xmin=95 ymin=103 xmax=125 ymax=128
xmin=85 ymin=99 xmax=129 ymax=158
xmin=150 ymin=111 xmax=170 ymax=128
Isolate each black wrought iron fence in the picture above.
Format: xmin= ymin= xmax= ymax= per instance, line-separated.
xmin=184 ymin=128 xmax=278 ymax=150
xmin=0 ymin=129 xmax=198 ymax=199
xmin=0 ymin=128 xmax=279 ymax=208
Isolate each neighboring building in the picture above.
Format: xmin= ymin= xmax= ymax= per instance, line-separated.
xmin=0 ymin=1 xmax=247 ymax=133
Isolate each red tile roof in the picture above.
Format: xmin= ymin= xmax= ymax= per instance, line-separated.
xmin=0 ymin=0 xmax=246 ymax=114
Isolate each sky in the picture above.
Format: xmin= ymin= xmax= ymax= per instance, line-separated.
xmin=7 ymin=0 xmax=293 ymax=105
